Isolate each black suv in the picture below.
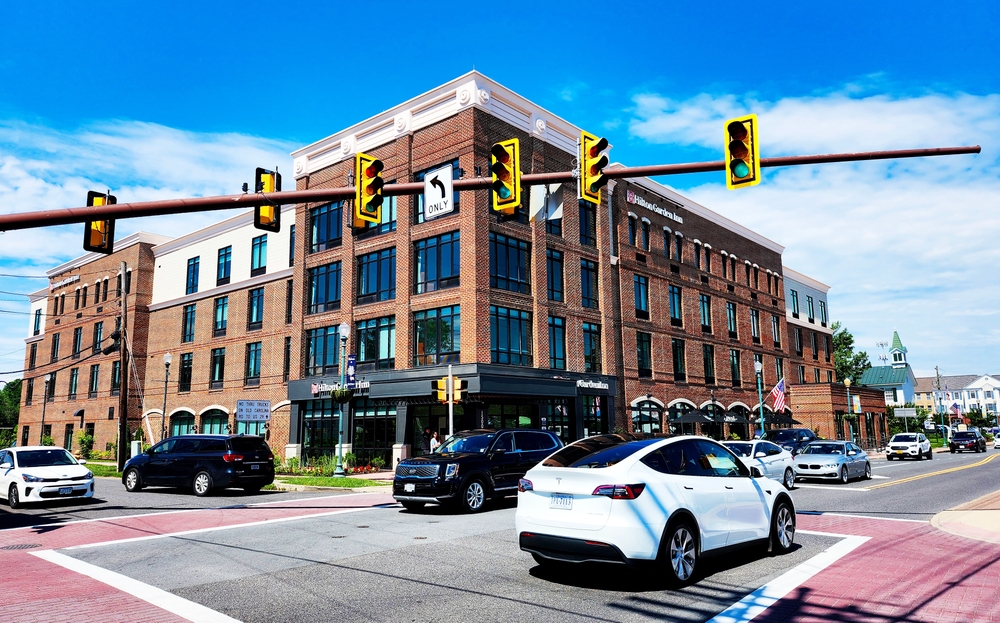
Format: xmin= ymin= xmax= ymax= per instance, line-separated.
xmin=761 ymin=428 xmax=818 ymax=456
xmin=393 ymin=429 xmax=563 ymax=513
xmin=122 ymin=435 xmax=275 ymax=496
xmin=949 ymin=430 xmax=987 ymax=453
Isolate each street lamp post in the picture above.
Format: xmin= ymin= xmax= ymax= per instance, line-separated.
xmin=845 ymin=378 xmax=854 ymax=443
xmin=334 ymin=321 xmax=350 ymax=477
xmin=40 ymin=373 xmax=51 ymax=444
xmin=754 ymin=360 xmax=766 ymax=436
xmin=161 ymin=352 xmax=172 ymax=442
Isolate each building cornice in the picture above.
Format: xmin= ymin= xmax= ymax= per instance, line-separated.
xmin=782 ymin=266 xmax=831 ymax=293
xmin=47 ymin=232 xmax=172 ymax=279
xmin=785 ymin=314 xmax=834 ymax=335
xmin=148 ymin=267 xmax=294 ymax=311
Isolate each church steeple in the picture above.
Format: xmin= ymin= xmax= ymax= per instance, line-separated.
xmin=890 ymin=330 xmax=907 ymax=367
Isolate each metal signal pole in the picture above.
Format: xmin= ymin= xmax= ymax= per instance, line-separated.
xmin=116 ymin=261 xmax=130 ymax=471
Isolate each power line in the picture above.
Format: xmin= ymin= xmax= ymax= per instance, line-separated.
xmin=0 ymin=273 xmax=48 ymax=278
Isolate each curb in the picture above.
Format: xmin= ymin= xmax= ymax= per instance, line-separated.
xmin=271 ymin=481 xmax=391 ymax=494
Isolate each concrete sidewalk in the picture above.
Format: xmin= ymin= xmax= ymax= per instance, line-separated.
xmin=931 ymin=488 xmax=1000 ymax=545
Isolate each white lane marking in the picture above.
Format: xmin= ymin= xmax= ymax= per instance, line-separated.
xmin=793 ymin=484 xmax=870 ymax=492
xmin=32 ymin=549 xmax=242 ymax=623
xmin=871 ymin=475 xmax=890 ymax=479
xmin=707 ymin=533 xmax=870 ymax=623
xmin=64 ymin=502 xmax=398 ymax=550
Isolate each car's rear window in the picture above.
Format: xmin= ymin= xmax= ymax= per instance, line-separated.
xmin=229 ymin=438 xmax=271 ymax=453
xmin=542 ymin=435 xmax=655 ymax=468
xmin=725 ymin=442 xmax=754 ymax=457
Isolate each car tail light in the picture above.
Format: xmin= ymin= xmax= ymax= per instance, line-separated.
xmin=592 ymin=484 xmax=646 ymax=499
xmin=223 ymin=453 xmax=244 ymax=463
xmin=265 ymin=453 xmax=274 ymax=461
xmin=518 ymin=478 xmax=533 ymax=492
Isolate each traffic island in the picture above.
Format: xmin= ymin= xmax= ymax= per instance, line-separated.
xmin=931 ymin=489 xmax=1000 ymax=544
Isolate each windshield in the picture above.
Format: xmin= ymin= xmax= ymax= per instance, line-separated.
xmin=725 ymin=442 xmax=754 ymax=457
xmin=954 ymin=432 xmax=977 ymax=439
xmin=542 ymin=434 xmax=650 ymax=468
xmin=17 ymin=449 xmax=78 ymax=468
xmin=762 ymin=430 xmax=796 ymax=443
xmin=800 ymin=443 xmax=845 ymax=455
xmin=437 ymin=433 xmax=495 ymax=454
xmin=891 ymin=434 xmax=918 ymax=443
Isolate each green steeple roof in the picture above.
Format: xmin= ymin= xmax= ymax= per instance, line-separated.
xmin=891 ymin=330 xmax=906 ymax=353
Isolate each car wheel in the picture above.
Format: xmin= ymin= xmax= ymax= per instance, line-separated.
xmin=124 ymin=468 xmax=143 ymax=492
xmin=928 ymin=449 xmax=933 ymax=460
xmin=864 ymin=462 xmax=872 ymax=480
xmin=401 ymin=501 xmax=426 ymax=511
xmin=770 ymin=500 xmax=796 ymax=554
xmin=886 ymin=455 xmax=893 ymax=461
xmin=663 ymin=521 xmax=698 ymax=586
xmin=840 ymin=466 xmax=849 ymax=484
xmin=950 ymin=449 xmax=955 ymax=454
xmin=917 ymin=451 xmax=924 ymax=461
xmin=192 ymin=471 xmax=213 ymax=497
xmin=8 ymin=484 xmax=21 ymax=509
xmin=461 ymin=479 xmax=487 ymax=513
xmin=783 ymin=468 xmax=795 ymax=490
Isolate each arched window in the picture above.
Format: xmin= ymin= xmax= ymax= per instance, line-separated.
xmin=667 ymin=401 xmax=696 ymax=436
xmin=753 ymin=266 xmax=759 ymax=290
xmin=640 ymin=219 xmax=650 ymax=251
xmin=721 ymin=252 xmax=728 ymax=278
xmin=693 ymin=242 xmax=702 ymax=269
xmin=201 ymin=409 xmax=228 ymax=434
xmin=704 ymin=245 xmax=712 ymax=273
xmin=170 ymin=411 xmax=195 ymax=437
xmin=674 ymin=233 xmax=683 ymax=263
xmin=628 ymin=215 xmax=637 ymax=246
xmin=631 ymin=400 xmax=662 ymax=435
xmin=663 ymin=227 xmax=672 ymax=257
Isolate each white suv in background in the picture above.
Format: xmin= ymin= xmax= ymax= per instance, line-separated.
xmin=886 ymin=433 xmax=932 ymax=461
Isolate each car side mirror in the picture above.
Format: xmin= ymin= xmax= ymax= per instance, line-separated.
xmin=848 ymin=450 xmax=857 ymax=456
xmin=754 ymin=451 xmax=767 ymax=459
xmin=492 ymin=448 xmax=506 ymax=456
xmin=0 ymin=462 xmax=11 ymax=469
xmin=78 ymin=459 xmax=87 ymax=465
xmin=751 ymin=466 xmax=763 ymax=478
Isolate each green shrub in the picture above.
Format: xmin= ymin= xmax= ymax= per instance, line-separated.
xmin=371 ymin=457 xmax=386 ymax=470
xmin=41 ymin=435 xmax=55 ymax=446
xmin=77 ymin=432 xmax=95 ymax=460
xmin=344 ymin=452 xmax=357 ymax=469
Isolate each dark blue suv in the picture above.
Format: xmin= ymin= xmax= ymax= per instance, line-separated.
xmin=122 ymin=435 xmax=275 ymax=496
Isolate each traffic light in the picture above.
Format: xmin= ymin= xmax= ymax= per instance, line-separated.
xmin=579 ymin=131 xmax=610 ymax=205
xmin=490 ymin=138 xmax=521 ymax=213
xmin=253 ymin=167 xmax=281 ymax=232
xmin=453 ymin=379 xmax=468 ymax=403
xmin=354 ymin=152 xmax=384 ymax=227
xmin=83 ymin=191 xmax=117 ymax=254
xmin=433 ymin=377 xmax=449 ymax=403
xmin=724 ymin=114 xmax=761 ymax=189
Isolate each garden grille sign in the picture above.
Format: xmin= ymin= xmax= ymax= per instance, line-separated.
xmin=236 ymin=400 xmax=271 ymax=422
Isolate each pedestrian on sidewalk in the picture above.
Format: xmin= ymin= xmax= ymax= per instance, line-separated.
xmin=429 ymin=431 xmax=442 ymax=453
xmin=420 ymin=427 xmax=431 ymax=455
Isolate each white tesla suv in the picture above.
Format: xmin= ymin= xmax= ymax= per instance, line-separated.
xmin=515 ymin=434 xmax=795 ymax=585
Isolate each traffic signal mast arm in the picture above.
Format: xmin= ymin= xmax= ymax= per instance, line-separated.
xmin=0 ymin=145 xmax=981 ymax=232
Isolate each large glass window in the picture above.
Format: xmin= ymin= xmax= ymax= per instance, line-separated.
xmin=245 ymin=342 xmax=262 ymax=386
xmin=92 ymin=322 xmax=103 ymax=355
xmin=308 ymin=262 xmax=342 ymax=313
xmin=414 ymin=160 xmax=460 ymax=224
xmin=50 ymin=332 xmax=60 ymax=362
xmin=641 ymin=220 xmax=650 ymax=251
xmin=358 ymin=248 xmax=396 ymax=303
xmin=489 ymin=233 xmax=530 ymax=294
xmin=791 ymin=290 xmax=800 ymax=317
xmin=727 ymin=302 xmax=738 ymax=339
xmin=305 ymin=326 xmax=341 ymax=376
xmin=217 ymin=246 xmax=231 ymax=286
xmin=820 ymin=301 xmax=828 ymax=326
xmin=414 ymin=306 xmax=460 ymax=366
xmin=247 ymin=287 xmax=264 ymax=331
xmin=637 ymin=332 xmax=652 ymax=377
xmin=751 ymin=308 xmax=761 ymax=344
xmin=730 ymin=349 xmax=742 ymax=387
xmin=581 ymin=259 xmax=599 ymax=309
xmin=178 ymin=353 xmax=192 ymax=392
xmin=359 ymin=194 xmax=397 ymax=237
xmin=310 ymin=202 xmax=343 ymax=253
xmin=776 ymin=357 xmax=784 ymax=382
xmin=547 ymin=249 xmax=564 ymax=302
xmin=632 ymin=400 xmax=661 ymax=435
xmin=87 ymin=364 xmax=99 ymax=398
xmin=28 ymin=343 xmax=37 ymax=369
xmin=170 ymin=411 xmax=195 ymax=437
xmin=807 ymin=296 xmax=815 ymax=322
xmin=213 ymin=296 xmax=228 ymax=337
xmin=357 ymin=316 xmax=396 ymax=371
xmin=634 ymin=275 xmax=649 ymax=319
xmin=772 ymin=314 xmax=781 ymax=347
xmin=672 ymin=338 xmax=686 ymax=382
xmin=33 ymin=309 xmax=42 ymax=335
xmin=548 ymin=316 xmax=565 ymax=370
xmin=628 ymin=216 xmax=637 ymax=246
xmin=352 ymin=398 xmax=397 ymax=466
xmin=703 ymin=344 xmax=716 ymax=385
xmin=579 ymin=202 xmax=597 ymax=247
xmin=72 ymin=327 xmax=83 ymax=358
xmin=185 ymin=257 xmax=199 ymax=295
xmin=210 ymin=348 xmax=225 ymax=390
xmin=251 ymin=235 xmax=267 ymax=277
xmin=301 ymin=399 xmax=338 ymax=460
xmin=700 ymin=294 xmax=712 ymax=332
xmin=201 ymin=409 xmax=227 ymax=435
xmin=181 ymin=304 xmax=195 ymax=343
xmin=795 ymin=327 xmax=803 ymax=356
xmin=583 ymin=323 xmax=601 ymax=373
xmin=415 ymin=232 xmax=460 ymax=293
xmin=110 ymin=360 xmax=120 ymax=396
xmin=68 ymin=368 xmax=79 ymax=399
xmin=669 ymin=285 xmax=682 ymax=327
xmin=490 ymin=306 xmax=532 ymax=366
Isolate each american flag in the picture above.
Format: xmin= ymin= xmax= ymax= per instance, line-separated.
xmin=951 ymin=403 xmax=962 ymax=416
xmin=770 ymin=378 xmax=786 ymax=413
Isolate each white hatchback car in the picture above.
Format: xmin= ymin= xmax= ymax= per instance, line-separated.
xmin=723 ymin=440 xmax=795 ymax=490
xmin=515 ymin=435 xmax=795 ymax=586
xmin=886 ymin=433 xmax=933 ymax=460
xmin=0 ymin=446 xmax=95 ymax=509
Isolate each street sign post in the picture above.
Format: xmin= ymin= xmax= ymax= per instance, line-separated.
xmin=895 ymin=407 xmax=918 ymax=432
xmin=236 ymin=400 xmax=271 ymax=422
xmin=423 ymin=163 xmax=454 ymax=220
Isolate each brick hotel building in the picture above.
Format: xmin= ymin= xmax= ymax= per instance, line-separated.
xmin=18 ymin=72 xmax=857 ymax=466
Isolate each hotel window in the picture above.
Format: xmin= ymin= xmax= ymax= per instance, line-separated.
xmin=730 ymin=349 xmax=742 ymax=387
xmin=827 ymin=370 xmax=833 ymax=383
xmin=217 ymin=246 xmax=231 ymax=286
xmin=704 ymin=247 xmax=711 ymax=273
xmin=359 ymin=193 xmax=397 ymax=237
xmin=721 ymin=254 xmax=728 ymax=279
xmin=310 ymin=202 xmax=343 ymax=252
xmin=753 ymin=267 xmax=759 ymax=290
xmin=357 ymin=316 xmax=396 ymax=371
xmin=750 ymin=309 xmax=761 ymax=344
xmin=28 ymin=343 xmax=37 ymax=370
xmin=283 ymin=337 xmax=291 ymax=383
xmin=634 ymin=275 xmax=649 ymax=319
xmin=305 ymin=327 xmax=340 ymax=377
xmin=548 ymin=316 xmax=566 ymax=370
xmin=807 ymin=296 xmax=815 ymax=323
xmin=814 ymin=368 xmax=821 ymax=384
xmin=489 ymin=233 xmax=530 ymax=294
xmin=730 ymin=256 xmax=737 ymax=279
xmin=694 ymin=242 xmax=702 ymax=269
xmin=308 ymin=262 xmax=342 ymax=313
xmin=81 ymin=285 xmax=87 ymax=307
xmin=46 ymin=372 xmax=56 ymax=402
xmin=178 ymin=354 xmax=192 ymax=392
xmin=637 ymin=332 xmax=652 ymax=378
xmin=583 ymin=323 xmax=602 ymax=373
xmin=772 ymin=314 xmax=782 ymax=348
xmin=669 ymin=285 xmax=682 ymax=327
xmin=186 ymin=257 xmax=199 ymax=295
xmin=640 ymin=220 xmax=650 ymax=251
xmin=210 ymin=348 xmax=226 ymax=390
xmin=111 ymin=360 xmax=120 ymax=396
xmin=25 ymin=379 xmax=34 ymax=406
xmin=92 ymin=282 xmax=100 ymax=305
xmin=700 ymin=294 xmax=712 ymax=332
xmin=181 ymin=304 xmax=196 ymax=343
xmin=125 ymin=270 xmax=132 ymax=294
xmin=546 ymin=216 xmax=562 ymax=237
xmin=790 ymin=290 xmax=799 ymax=318
xmin=88 ymin=364 xmax=100 ymax=398
xmin=33 ymin=309 xmax=42 ymax=336
xmin=213 ymin=296 xmax=228 ymax=337
xmin=50 ymin=332 xmax=60 ymax=362
xmin=92 ymin=322 xmax=103 ymax=355
xmin=628 ymin=215 xmax=637 ymax=246
xmin=102 ymin=280 xmax=109 ymax=302
xmin=727 ymin=302 xmax=738 ymax=339
xmin=250 ymin=234 xmax=267 ymax=277
xmin=776 ymin=357 xmax=784 ymax=381
xmin=116 ymin=274 xmax=122 ymax=297
xmin=797 ymin=365 xmax=806 ymax=384
xmin=490 ymin=306 xmax=532 ymax=366
xmin=72 ymin=327 xmax=83 ymax=359
xmin=415 ymin=232 xmax=460 ymax=294
xmin=68 ymin=368 xmax=79 ymax=400
xmin=414 ymin=160 xmax=460 ymax=224
xmin=819 ymin=301 xmax=828 ymax=327
xmin=546 ymin=249 xmax=564 ymax=302
xmin=285 ymin=280 xmax=293 ymax=324
xmin=745 ymin=263 xmax=751 ymax=286
xmin=581 ymin=259 xmax=599 ymax=309
xmin=703 ymin=344 xmax=716 ymax=385
xmin=357 ymin=248 xmax=396 ymax=304
xmin=245 ymin=342 xmax=262 ymax=386
xmin=674 ymin=234 xmax=683 ymax=262
xmin=767 ymin=273 xmax=773 ymax=294
xmin=414 ymin=306 xmax=460 ymax=366
xmin=811 ymin=332 xmax=818 ymax=360
xmin=794 ymin=327 xmax=803 ymax=356
xmin=672 ymin=339 xmax=686 ymax=382
xmin=579 ymin=202 xmax=597 ymax=247
xmin=663 ymin=230 xmax=671 ymax=258
xmin=289 ymin=225 xmax=295 ymax=267
xmin=247 ymin=287 xmax=264 ymax=331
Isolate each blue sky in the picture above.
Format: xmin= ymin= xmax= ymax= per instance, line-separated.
xmin=1 ymin=1 xmax=998 ymax=380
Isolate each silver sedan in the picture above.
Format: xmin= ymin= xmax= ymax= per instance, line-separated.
xmin=792 ymin=440 xmax=872 ymax=484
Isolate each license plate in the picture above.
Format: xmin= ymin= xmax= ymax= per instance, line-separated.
xmin=58 ymin=487 xmax=72 ymax=495
xmin=549 ymin=494 xmax=573 ymax=510
xmin=251 ymin=464 xmax=260 ymax=470
xmin=895 ymin=450 xmax=904 ymax=454
xmin=404 ymin=483 xmax=415 ymax=493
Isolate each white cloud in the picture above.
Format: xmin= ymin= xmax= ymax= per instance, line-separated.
xmin=627 ymin=88 xmax=1000 ymax=378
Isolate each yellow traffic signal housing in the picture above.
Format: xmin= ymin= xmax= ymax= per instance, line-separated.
xmin=433 ymin=377 xmax=449 ymax=403
xmin=724 ymin=114 xmax=761 ymax=189
xmin=490 ymin=138 xmax=521 ymax=213
xmin=453 ymin=379 xmax=468 ymax=403
xmin=83 ymin=191 xmax=117 ymax=254
xmin=580 ymin=131 xmax=610 ymax=205
xmin=253 ymin=167 xmax=281 ymax=232
xmin=354 ymin=152 xmax=384 ymax=227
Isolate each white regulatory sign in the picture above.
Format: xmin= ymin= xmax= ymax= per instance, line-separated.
xmin=236 ymin=400 xmax=271 ymax=422
xmin=423 ymin=164 xmax=454 ymax=220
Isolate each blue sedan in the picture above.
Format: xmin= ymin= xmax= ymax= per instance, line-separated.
xmin=792 ymin=441 xmax=871 ymax=484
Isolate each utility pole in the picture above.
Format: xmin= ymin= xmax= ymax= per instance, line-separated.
xmin=935 ymin=366 xmax=945 ymax=442
xmin=116 ymin=261 xmax=130 ymax=471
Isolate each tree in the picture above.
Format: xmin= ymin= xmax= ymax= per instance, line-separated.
xmin=832 ymin=322 xmax=871 ymax=385
xmin=0 ymin=379 xmax=22 ymax=448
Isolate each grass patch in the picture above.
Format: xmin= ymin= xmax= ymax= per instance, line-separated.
xmin=277 ymin=476 xmax=389 ymax=488
xmin=262 ymin=483 xmax=279 ymax=490
xmin=88 ymin=463 xmax=122 ymax=479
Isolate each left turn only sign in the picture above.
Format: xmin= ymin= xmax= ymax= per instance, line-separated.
xmin=423 ymin=163 xmax=454 ymax=220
